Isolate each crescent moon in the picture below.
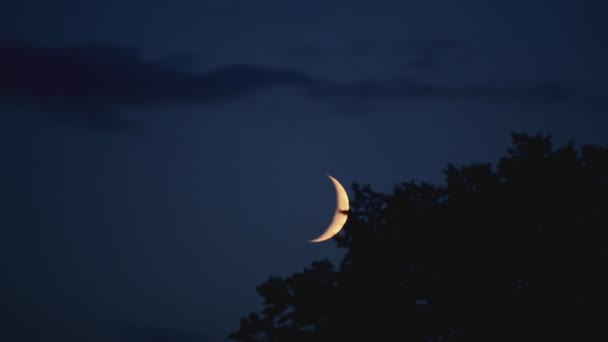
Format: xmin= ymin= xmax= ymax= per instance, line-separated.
xmin=308 ymin=175 xmax=350 ymax=243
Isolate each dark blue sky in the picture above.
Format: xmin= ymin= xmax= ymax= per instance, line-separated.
xmin=1 ymin=1 xmax=606 ymax=341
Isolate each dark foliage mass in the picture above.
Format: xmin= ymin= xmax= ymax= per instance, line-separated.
xmin=230 ymin=133 xmax=608 ymax=341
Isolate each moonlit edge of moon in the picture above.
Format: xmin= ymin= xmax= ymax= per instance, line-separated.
xmin=308 ymin=175 xmax=350 ymax=243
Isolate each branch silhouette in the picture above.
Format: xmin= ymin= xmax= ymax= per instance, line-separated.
xmin=230 ymin=132 xmax=608 ymax=341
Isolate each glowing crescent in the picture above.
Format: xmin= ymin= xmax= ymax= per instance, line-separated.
xmin=308 ymin=175 xmax=349 ymax=243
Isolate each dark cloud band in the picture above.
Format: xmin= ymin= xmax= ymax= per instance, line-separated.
xmin=0 ymin=40 xmax=572 ymax=131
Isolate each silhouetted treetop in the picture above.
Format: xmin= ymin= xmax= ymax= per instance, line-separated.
xmin=230 ymin=133 xmax=607 ymax=341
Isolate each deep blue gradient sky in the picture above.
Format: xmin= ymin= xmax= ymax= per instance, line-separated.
xmin=1 ymin=1 xmax=607 ymax=341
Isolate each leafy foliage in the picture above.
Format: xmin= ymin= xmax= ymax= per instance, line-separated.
xmin=230 ymin=133 xmax=608 ymax=341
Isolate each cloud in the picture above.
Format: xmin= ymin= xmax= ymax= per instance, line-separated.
xmin=390 ymin=38 xmax=460 ymax=54
xmin=311 ymin=78 xmax=571 ymax=102
xmin=156 ymin=52 xmax=202 ymax=70
xmin=389 ymin=38 xmax=463 ymax=70
xmin=0 ymin=40 xmax=317 ymax=130
xmin=284 ymin=46 xmax=333 ymax=59
xmin=283 ymin=39 xmax=376 ymax=61
xmin=0 ymin=40 xmax=574 ymax=131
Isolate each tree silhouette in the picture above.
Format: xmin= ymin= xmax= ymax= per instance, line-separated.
xmin=230 ymin=133 xmax=608 ymax=341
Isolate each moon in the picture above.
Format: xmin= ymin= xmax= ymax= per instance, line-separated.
xmin=308 ymin=175 xmax=350 ymax=243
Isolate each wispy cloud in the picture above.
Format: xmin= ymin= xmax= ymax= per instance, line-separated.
xmin=0 ymin=40 xmax=574 ymax=131
xmin=0 ymin=40 xmax=316 ymax=130
xmin=312 ymin=78 xmax=570 ymax=102
xmin=284 ymin=46 xmax=333 ymax=59
xmin=285 ymin=38 xmax=463 ymax=69
xmin=389 ymin=38 xmax=463 ymax=70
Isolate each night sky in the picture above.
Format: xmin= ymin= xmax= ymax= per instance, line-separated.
xmin=1 ymin=1 xmax=607 ymax=341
